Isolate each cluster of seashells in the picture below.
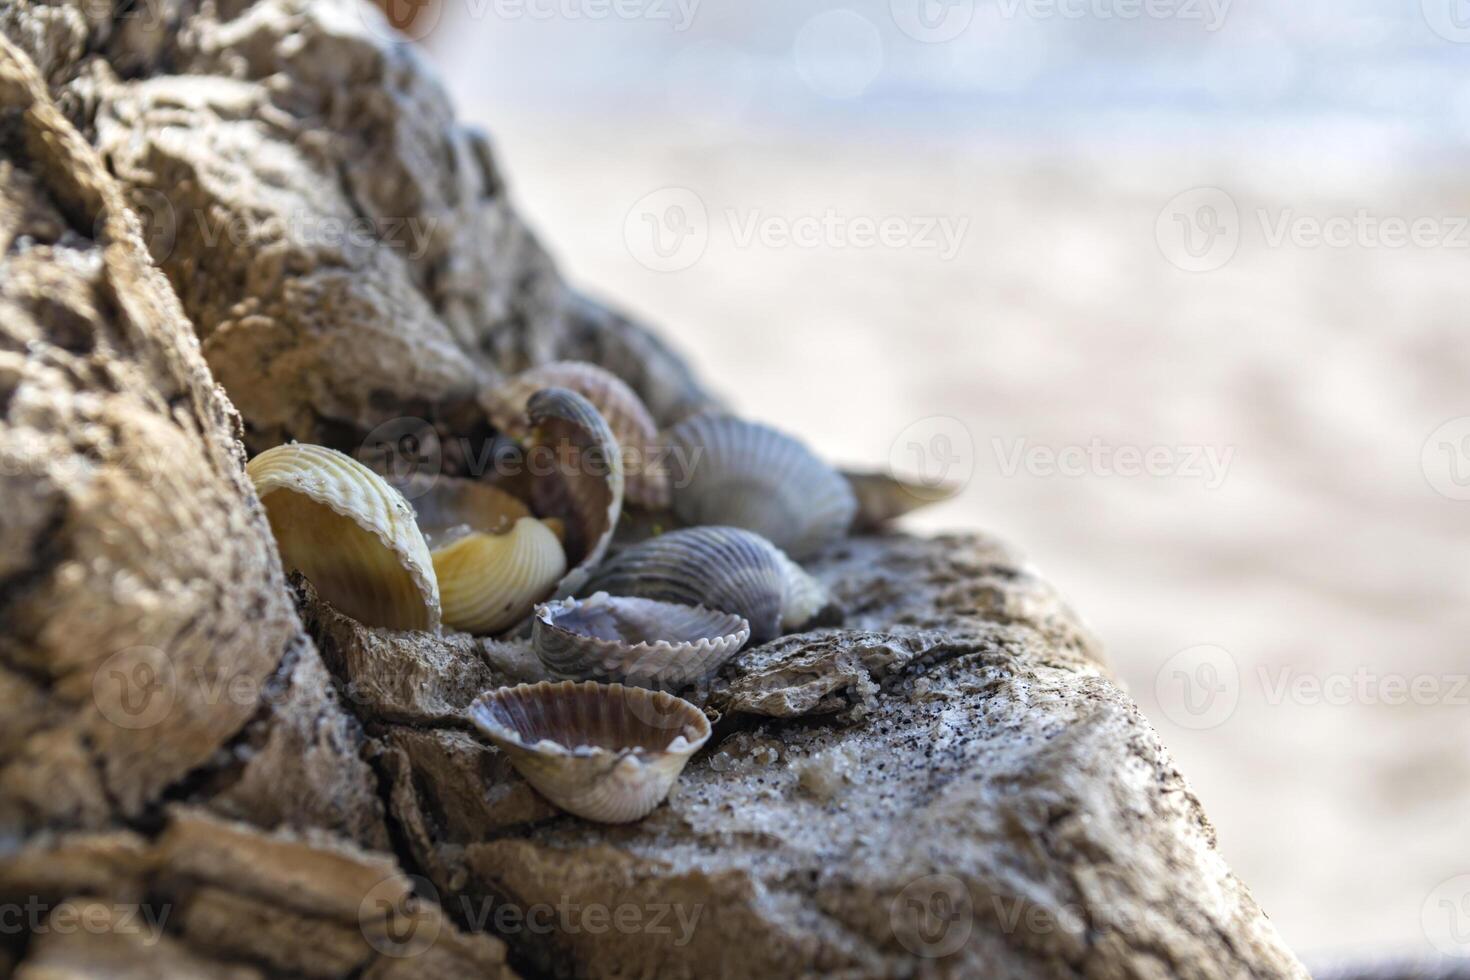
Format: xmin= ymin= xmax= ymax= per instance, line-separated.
xmin=248 ymin=361 xmax=944 ymax=823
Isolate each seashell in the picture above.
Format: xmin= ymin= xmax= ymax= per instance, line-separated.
xmin=664 ymin=412 xmax=856 ymax=560
xmin=526 ymin=387 xmax=623 ymax=596
xmin=432 ymin=518 xmax=567 ymax=635
xmin=842 ymin=469 xmax=960 ymax=532
xmin=406 ymin=475 xmax=531 ymax=547
xmin=403 ymin=475 xmax=564 ymax=634
xmin=482 ymin=361 xmax=671 ymax=509
xmin=533 ymin=592 xmax=750 ymax=688
xmin=248 ymin=444 xmax=440 ymax=631
xmin=578 ymin=526 xmax=832 ymax=644
xmin=468 ymin=680 xmax=710 ymax=823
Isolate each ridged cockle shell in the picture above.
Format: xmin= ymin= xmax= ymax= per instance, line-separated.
xmin=526 ymin=387 xmax=623 ymax=596
xmin=483 ymin=361 xmax=670 ymax=509
xmin=248 ymin=444 xmax=441 ymax=631
xmin=578 ymin=526 xmax=833 ymax=643
xmin=407 ymin=477 xmax=565 ymax=635
xmin=533 ymin=592 xmax=750 ymax=689
xmin=664 ymin=412 xmax=856 ymax=560
xmin=468 ymin=680 xmax=710 ymax=823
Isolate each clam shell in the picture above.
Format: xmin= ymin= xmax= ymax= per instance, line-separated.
xmin=248 ymin=444 xmax=440 ymax=631
xmin=578 ymin=526 xmax=831 ymax=643
xmin=842 ymin=469 xmax=959 ymax=531
xmin=534 ymin=593 xmax=750 ymax=688
xmin=433 ymin=517 xmax=567 ymax=635
xmin=665 ymin=413 xmax=856 ymax=560
xmin=483 ymin=361 xmax=670 ymax=510
xmin=404 ymin=474 xmax=531 ymax=546
xmin=526 ymin=388 xmax=623 ymax=595
xmin=468 ymin=680 xmax=710 ymax=823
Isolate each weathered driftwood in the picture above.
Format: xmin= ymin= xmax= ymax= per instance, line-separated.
xmin=0 ymin=2 xmax=1306 ymax=977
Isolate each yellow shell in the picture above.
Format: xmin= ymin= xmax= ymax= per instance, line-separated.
xmin=247 ymin=444 xmax=440 ymax=631
xmin=432 ymin=516 xmax=567 ymax=635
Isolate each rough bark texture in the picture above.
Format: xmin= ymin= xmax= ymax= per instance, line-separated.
xmin=0 ymin=1 xmax=1306 ymax=977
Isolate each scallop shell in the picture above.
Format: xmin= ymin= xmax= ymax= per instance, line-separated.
xmin=534 ymin=593 xmax=750 ymax=688
xmin=526 ymin=388 xmax=623 ymax=595
xmin=483 ymin=361 xmax=671 ymax=509
xmin=842 ymin=469 xmax=959 ymax=532
xmin=248 ymin=444 xmax=440 ymax=631
xmin=468 ymin=680 xmax=710 ymax=823
xmin=665 ymin=413 xmax=856 ymax=560
xmin=578 ymin=526 xmax=832 ymax=643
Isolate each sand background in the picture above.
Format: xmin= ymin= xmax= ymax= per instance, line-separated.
xmin=416 ymin=0 xmax=1470 ymax=962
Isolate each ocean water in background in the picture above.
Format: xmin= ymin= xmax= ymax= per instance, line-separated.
xmin=426 ymin=0 xmax=1470 ymax=961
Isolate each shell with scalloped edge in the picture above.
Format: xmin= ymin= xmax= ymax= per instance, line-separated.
xmin=665 ymin=412 xmax=856 ymax=560
xmin=483 ymin=361 xmax=670 ymax=510
xmin=526 ymin=387 xmax=624 ymax=596
xmin=404 ymin=476 xmax=567 ymax=635
xmin=248 ymin=443 xmax=441 ymax=631
xmin=468 ymin=680 xmax=710 ymax=823
xmin=577 ymin=525 xmax=832 ymax=644
xmin=533 ymin=592 xmax=750 ymax=688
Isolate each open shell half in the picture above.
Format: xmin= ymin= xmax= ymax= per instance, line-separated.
xmin=533 ymin=593 xmax=750 ymax=688
xmin=248 ymin=443 xmax=440 ymax=631
xmin=483 ymin=361 xmax=670 ymax=509
xmin=468 ymin=680 xmax=710 ymax=823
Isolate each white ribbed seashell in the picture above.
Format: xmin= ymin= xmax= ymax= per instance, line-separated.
xmin=533 ymin=592 xmax=750 ymax=688
xmin=578 ymin=526 xmax=833 ymax=643
xmin=247 ymin=444 xmax=440 ymax=631
xmin=841 ymin=469 xmax=959 ymax=532
xmin=483 ymin=361 xmax=670 ymax=509
xmin=468 ymin=680 xmax=710 ymax=823
xmin=526 ymin=388 xmax=623 ymax=596
xmin=665 ymin=413 xmax=856 ymax=560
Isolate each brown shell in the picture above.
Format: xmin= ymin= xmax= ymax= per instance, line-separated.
xmin=468 ymin=680 xmax=710 ymax=823
xmin=525 ymin=387 xmax=624 ymax=596
xmin=483 ymin=361 xmax=670 ymax=509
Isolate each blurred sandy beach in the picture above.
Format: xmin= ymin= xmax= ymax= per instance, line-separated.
xmin=420 ymin=0 xmax=1470 ymax=961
